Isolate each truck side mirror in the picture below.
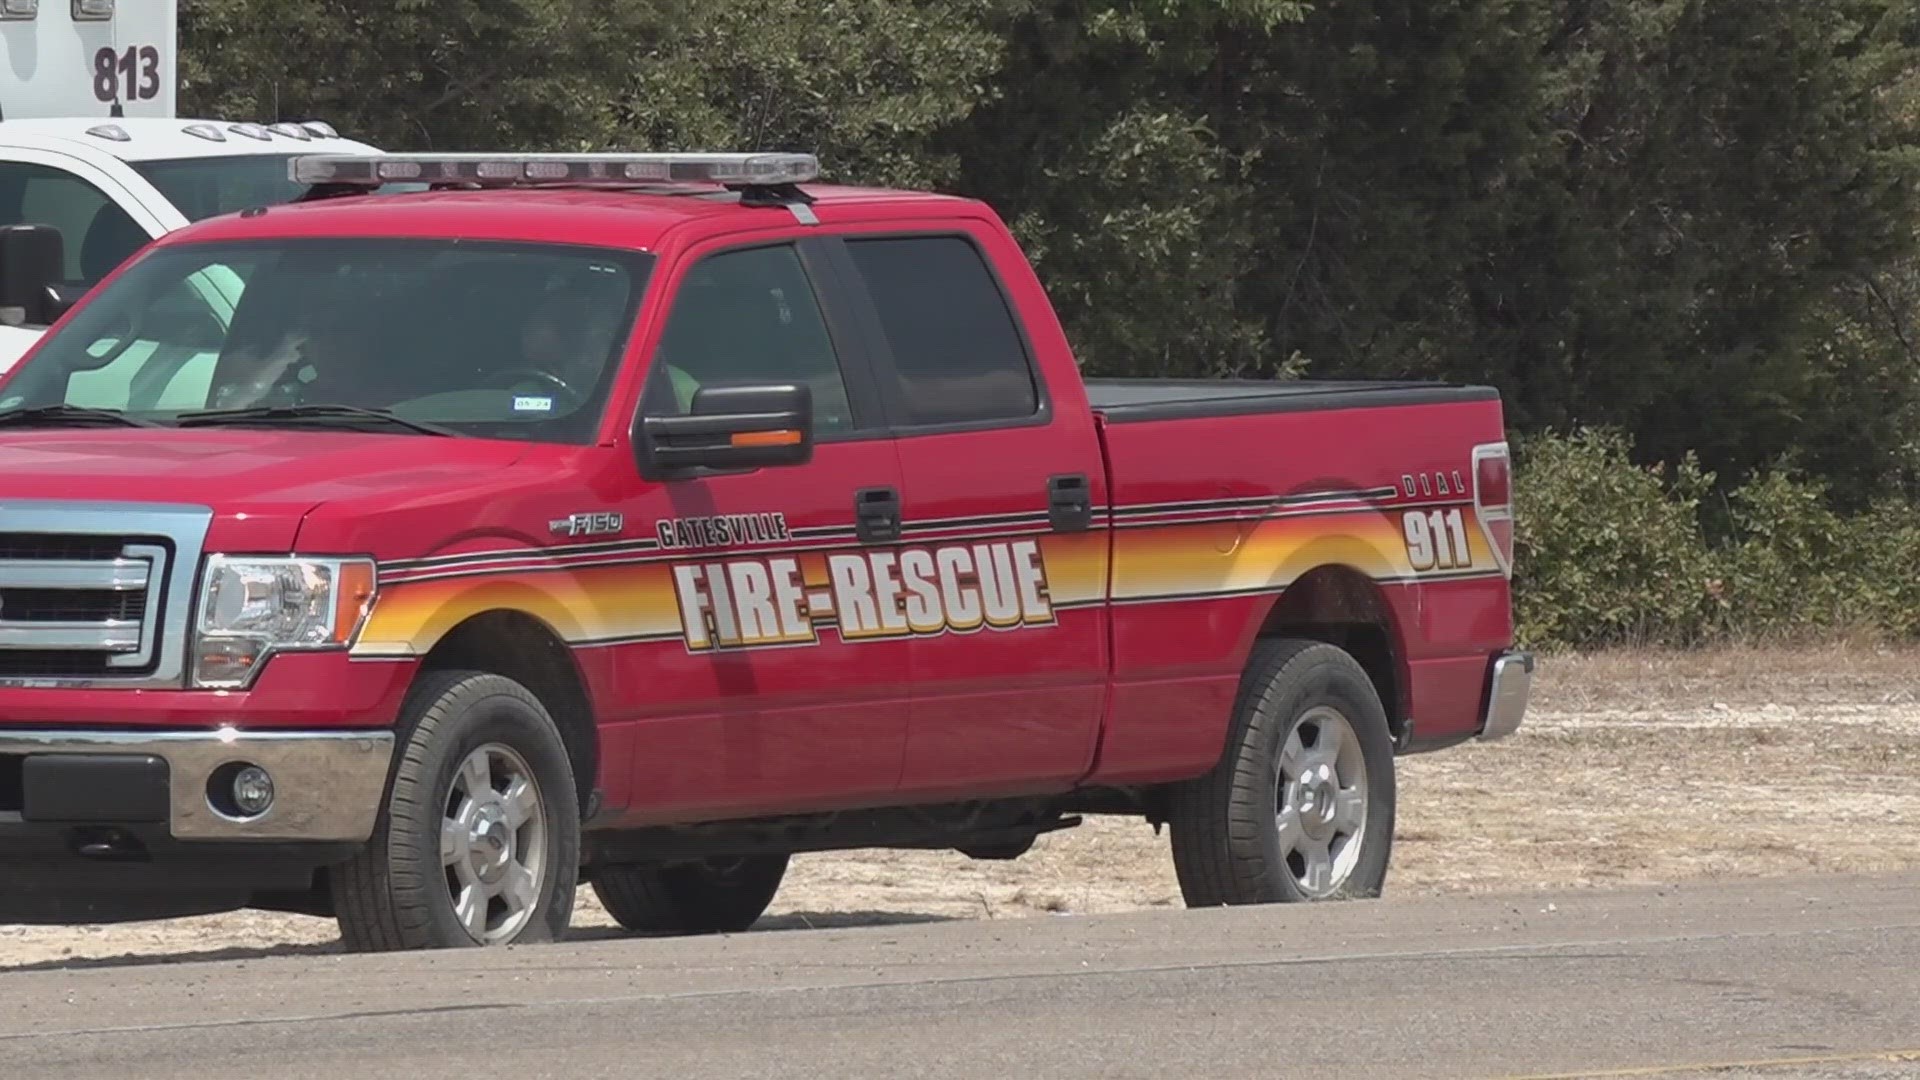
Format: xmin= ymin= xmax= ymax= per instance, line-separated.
xmin=637 ymin=382 xmax=814 ymax=479
xmin=0 ymin=224 xmax=67 ymax=329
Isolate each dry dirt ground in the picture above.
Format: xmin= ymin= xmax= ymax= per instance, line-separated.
xmin=4 ymin=644 xmax=1917 ymax=970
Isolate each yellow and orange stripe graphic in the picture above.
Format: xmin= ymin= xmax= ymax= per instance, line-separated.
xmin=350 ymin=497 xmax=1502 ymax=658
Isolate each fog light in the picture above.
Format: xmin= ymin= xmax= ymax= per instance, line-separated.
xmin=232 ymin=765 xmax=274 ymax=816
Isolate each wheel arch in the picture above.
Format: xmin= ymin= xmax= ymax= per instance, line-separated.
xmin=1249 ymin=564 xmax=1409 ymax=745
xmin=412 ymin=608 xmax=600 ymax=816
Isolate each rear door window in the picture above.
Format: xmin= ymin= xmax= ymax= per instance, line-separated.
xmin=840 ymin=235 xmax=1039 ymax=427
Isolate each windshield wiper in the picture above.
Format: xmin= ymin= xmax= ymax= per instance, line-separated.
xmin=0 ymin=404 xmax=165 ymax=429
xmin=175 ymin=403 xmax=457 ymax=437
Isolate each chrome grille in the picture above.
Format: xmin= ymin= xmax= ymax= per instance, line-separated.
xmin=0 ymin=502 xmax=213 ymax=688
xmin=0 ymin=542 xmax=167 ymax=675
xmin=0 ymin=534 xmax=128 ymax=561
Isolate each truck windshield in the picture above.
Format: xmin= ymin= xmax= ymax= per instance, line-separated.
xmin=131 ymin=155 xmax=425 ymax=222
xmin=0 ymin=236 xmax=651 ymax=444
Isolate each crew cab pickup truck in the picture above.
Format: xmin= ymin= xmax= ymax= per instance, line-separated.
xmin=0 ymin=151 xmax=1533 ymax=950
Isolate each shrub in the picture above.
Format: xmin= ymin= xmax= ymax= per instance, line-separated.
xmin=1846 ymin=501 xmax=1920 ymax=637
xmin=1510 ymin=427 xmax=1920 ymax=650
xmin=1715 ymin=469 xmax=1855 ymax=636
xmin=1510 ymin=427 xmax=1721 ymax=650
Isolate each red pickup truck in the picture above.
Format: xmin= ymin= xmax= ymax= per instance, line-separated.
xmin=0 ymin=151 xmax=1532 ymax=950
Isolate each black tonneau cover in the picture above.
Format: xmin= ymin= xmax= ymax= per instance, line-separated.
xmin=1083 ymin=378 xmax=1500 ymax=424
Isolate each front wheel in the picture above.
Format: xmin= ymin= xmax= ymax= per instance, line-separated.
xmin=1166 ymin=638 xmax=1397 ymax=906
xmin=330 ymin=670 xmax=581 ymax=951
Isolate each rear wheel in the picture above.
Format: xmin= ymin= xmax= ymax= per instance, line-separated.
xmin=1166 ymin=638 xmax=1396 ymax=906
xmin=591 ymin=854 xmax=789 ymax=934
xmin=331 ymin=670 xmax=580 ymax=951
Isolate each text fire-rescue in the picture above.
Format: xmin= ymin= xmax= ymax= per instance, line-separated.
xmin=671 ymin=539 xmax=1055 ymax=650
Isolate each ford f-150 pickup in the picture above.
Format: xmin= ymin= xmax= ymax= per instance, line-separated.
xmin=0 ymin=150 xmax=1533 ymax=951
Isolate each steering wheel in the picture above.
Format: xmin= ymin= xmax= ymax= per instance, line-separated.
xmin=485 ymin=368 xmax=575 ymax=398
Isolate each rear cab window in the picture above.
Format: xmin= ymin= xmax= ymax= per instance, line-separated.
xmin=838 ymin=234 xmax=1042 ymax=429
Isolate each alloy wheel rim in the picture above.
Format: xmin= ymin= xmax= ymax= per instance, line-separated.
xmin=1274 ymin=705 xmax=1368 ymax=898
xmin=440 ymin=742 xmax=548 ymax=944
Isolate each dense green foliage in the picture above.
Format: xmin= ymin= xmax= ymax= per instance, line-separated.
xmin=177 ymin=0 xmax=1920 ymax=647
xmin=1513 ymin=427 xmax=1920 ymax=650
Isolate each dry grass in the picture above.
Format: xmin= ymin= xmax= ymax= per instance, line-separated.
xmin=5 ymin=643 xmax=1918 ymax=969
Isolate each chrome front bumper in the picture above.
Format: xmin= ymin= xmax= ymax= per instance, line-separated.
xmin=1478 ymin=650 xmax=1535 ymax=741
xmin=0 ymin=728 xmax=394 ymax=842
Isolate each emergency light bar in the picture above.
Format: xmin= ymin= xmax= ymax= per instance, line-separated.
xmin=289 ymin=152 xmax=820 ymax=188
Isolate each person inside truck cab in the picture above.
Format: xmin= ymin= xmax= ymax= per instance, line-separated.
xmin=209 ymin=298 xmax=382 ymax=410
xmin=212 ymin=320 xmax=369 ymax=409
xmin=643 ymin=260 xmax=855 ymax=430
xmin=508 ymin=289 xmax=624 ymax=406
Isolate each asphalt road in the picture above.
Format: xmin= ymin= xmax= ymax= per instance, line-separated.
xmin=2 ymin=872 xmax=1918 ymax=1080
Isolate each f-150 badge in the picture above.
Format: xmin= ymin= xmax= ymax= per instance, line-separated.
xmin=550 ymin=511 xmax=624 ymax=537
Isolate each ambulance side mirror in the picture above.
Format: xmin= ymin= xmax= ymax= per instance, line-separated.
xmin=637 ymin=382 xmax=815 ymax=479
xmin=0 ymin=224 xmax=67 ymax=329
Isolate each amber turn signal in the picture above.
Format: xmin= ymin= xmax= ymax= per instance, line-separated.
xmin=730 ymin=429 xmax=802 ymax=448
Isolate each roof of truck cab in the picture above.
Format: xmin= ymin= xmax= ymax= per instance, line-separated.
xmin=158 ymin=183 xmax=986 ymax=253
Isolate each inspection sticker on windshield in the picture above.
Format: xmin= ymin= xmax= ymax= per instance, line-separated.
xmin=513 ymin=396 xmax=553 ymax=413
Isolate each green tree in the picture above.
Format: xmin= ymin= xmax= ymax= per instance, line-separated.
xmin=938 ymin=1 xmax=1311 ymax=377
xmin=943 ymin=0 xmax=1920 ymax=497
xmin=181 ymin=0 xmax=1005 ymax=183
xmin=179 ymin=0 xmax=1920 ymax=505
xmin=181 ymin=0 xmax=675 ymax=148
xmin=1479 ymin=0 xmax=1920 ymax=499
xmin=605 ymin=0 xmax=1007 ymax=191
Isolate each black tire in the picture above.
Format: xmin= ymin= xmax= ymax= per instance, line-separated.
xmin=331 ymin=669 xmax=581 ymax=952
xmin=591 ymin=854 xmax=789 ymax=934
xmin=1167 ymin=638 xmax=1397 ymax=907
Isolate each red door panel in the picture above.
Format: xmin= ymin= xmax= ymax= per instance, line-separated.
xmin=599 ymin=235 xmax=912 ymax=824
xmin=889 ymin=433 xmax=1111 ymax=797
xmin=826 ymin=226 xmax=1111 ymax=798
xmin=609 ymin=453 xmax=911 ymax=822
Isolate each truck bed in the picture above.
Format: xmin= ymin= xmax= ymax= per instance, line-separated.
xmin=1084 ymin=378 xmax=1500 ymax=423
xmin=1081 ymin=372 xmax=1513 ymax=779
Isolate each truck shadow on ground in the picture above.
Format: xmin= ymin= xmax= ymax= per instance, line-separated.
xmin=0 ymin=909 xmax=958 ymax=974
xmin=569 ymin=908 xmax=957 ymax=942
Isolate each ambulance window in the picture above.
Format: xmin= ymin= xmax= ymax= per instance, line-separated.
xmin=646 ymin=243 xmax=857 ymax=433
xmin=0 ymin=162 xmax=148 ymax=285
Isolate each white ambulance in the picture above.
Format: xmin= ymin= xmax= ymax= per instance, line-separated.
xmin=0 ymin=0 xmax=387 ymax=369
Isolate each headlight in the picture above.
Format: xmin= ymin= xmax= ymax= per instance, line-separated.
xmin=192 ymin=555 xmax=377 ymax=688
